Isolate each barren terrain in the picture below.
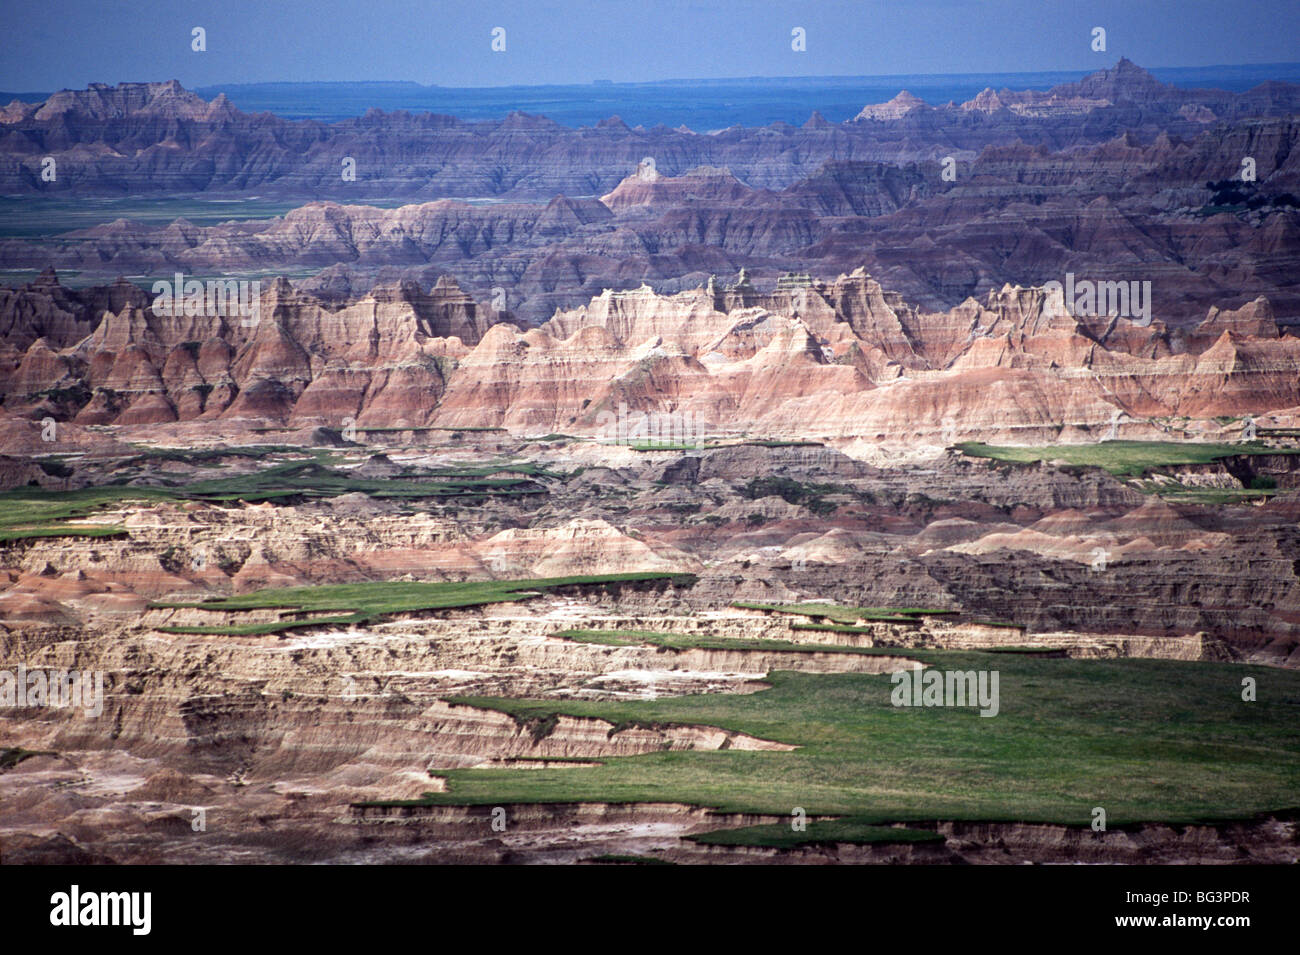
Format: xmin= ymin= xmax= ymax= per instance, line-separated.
xmin=3 ymin=58 xmax=1300 ymax=865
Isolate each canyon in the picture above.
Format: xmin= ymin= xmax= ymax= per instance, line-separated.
xmin=2 ymin=61 xmax=1299 ymax=326
xmin=4 ymin=61 xmax=1297 ymax=202
xmin=1 ymin=435 xmax=1297 ymax=863
xmin=2 ymin=58 xmax=1299 ymax=866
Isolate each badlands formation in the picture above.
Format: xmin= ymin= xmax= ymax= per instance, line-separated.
xmin=3 ymin=61 xmax=1299 ymax=325
xmin=2 ymin=60 xmax=1300 ymax=865
xmin=4 ymin=61 xmax=1297 ymax=202
xmin=3 ymin=266 xmax=1300 ymax=443
xmin=2 ymin=344 xmax=1300 ymax=863
xmin=3 ymin=431 xmax=1300 ymax=864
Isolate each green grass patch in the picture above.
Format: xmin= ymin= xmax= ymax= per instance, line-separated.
xmin=958 ymin=439 xmax=1299 ymax=479
xmin=626 ymin=442 xmax=704 ymax=451
xmin=1148 ymin=485 xmax=1275 ymax=506
xmin=739 ymin=440 xmax=825 ymax=449
xmin=419 ymin=461 xmax=564 ymax=480
xmin=618 ymin=438 xmax=823 ymax=452
xmin=792 ymin=620 xmax=916 ymax=633
xmin=555 ymin=629 xmax=914 ymax=655
xmin=154 ymin=613 xmax=366 ymax=637
xmin=741 ymin=476 xmax=848 ymax=517
xmin=0 ymin=523 xmax=129 ymax=542
xmin=152 ymin=573 xmax=697 ymax=636
xmin=177 ymin=460 xmax=544 ymax=503
xmin=0 ymin=485 xmax=173 ymax=542
xmin=0 ymin=747 xmax=56 ymax=770
xmin=0 ymin=456 xmax=551 ymax=541
xmin=356 ymin=653 xmax=1300 ymax=831
xmin=119 ymin=445 xmax=307 ymax=466
xmin=732 ymin=601 xmax=951 ymax=625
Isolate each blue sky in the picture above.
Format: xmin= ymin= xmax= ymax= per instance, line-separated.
xmin=2 ymin=0 xmax=1298 ymax=90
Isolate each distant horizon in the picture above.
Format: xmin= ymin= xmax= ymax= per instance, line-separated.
xmin=7 ymin=59 xmax=1300 ymax=101
xmin=5 ymin=0 xmax=1299 ymax=90
xmin=7 ymin=60 xmax=1300 ymax=131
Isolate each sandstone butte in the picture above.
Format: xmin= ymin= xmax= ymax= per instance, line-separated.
xmin=2 ymin=264 xmax=1296 ymax=446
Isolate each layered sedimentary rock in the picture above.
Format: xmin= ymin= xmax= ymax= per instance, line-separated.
xmin=5 ymin=61 xmax=1300 ymax=871
xmin=5 ymin=112 xmax=1297 ymax=326
xmin=5 ymin=63 xmax=1297 ymax=200
xmin=4 ymin=266 xmax=1300 ymax=442
xmin=0 ymin=272 xmax=508 ymax=428
xmin=3 ymin=428 xmax=1299 ymax=863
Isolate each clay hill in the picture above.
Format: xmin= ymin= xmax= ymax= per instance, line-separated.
xmin=2 ymin=265 xmax=1298 ymax=443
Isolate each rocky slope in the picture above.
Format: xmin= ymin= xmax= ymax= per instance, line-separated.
xmin=5 ymin=117 xmax=1297 ymax=326
xmin=3 ymin=439 xmax=1297 ymax=661
xmin=1 ymin=436 xmax=1298 ymax=863
xmin=4 ymin=63 xmax=1298 ymax=200
xmin=4 ymin=265 xmax=1300 ymax=443
xmin=3 ymin=58 xmax=1299 ymax=867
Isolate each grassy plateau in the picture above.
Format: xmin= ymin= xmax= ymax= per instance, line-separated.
xmin=731 ymin=601 xmax=954 ymax=626
xmin=150 ymin=573 xmax=697 ymax=636
xmin=0 ymin=452 xmax=555 ymax=541
xmin=957 ymin=439 xmax=1298 ymax=478
xmin=357 ymin=651 xmax=1300 ymax=847
xmin=555 ymin=628 xmax=908 ymax=655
